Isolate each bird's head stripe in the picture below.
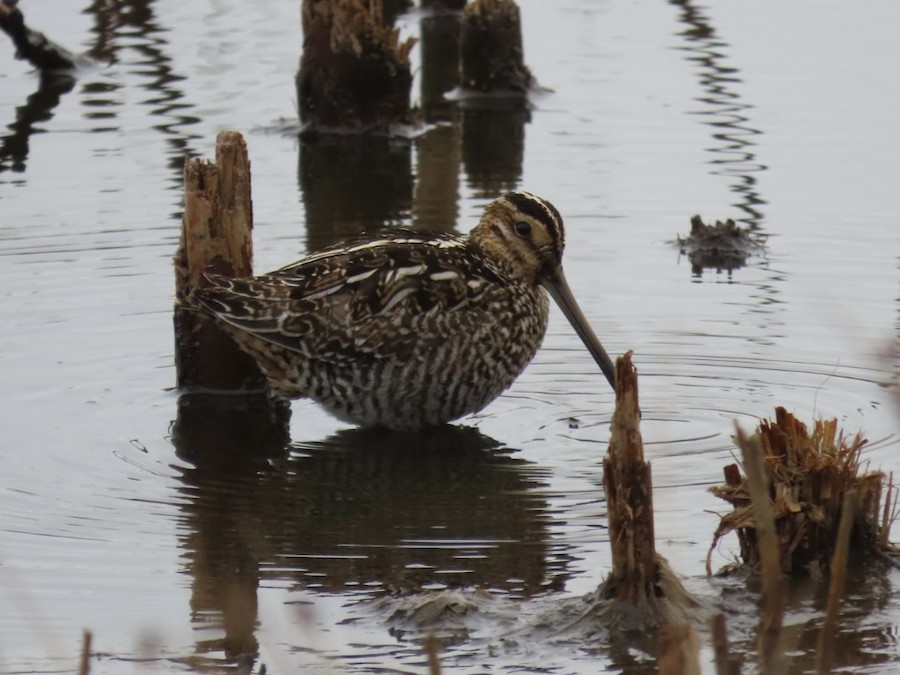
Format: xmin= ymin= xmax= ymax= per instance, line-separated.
xmin=502 ymin=190 xmax=564 ymax=248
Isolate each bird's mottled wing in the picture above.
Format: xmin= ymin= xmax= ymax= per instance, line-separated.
xmin=194 ymin=231 xmax=507 ymax=365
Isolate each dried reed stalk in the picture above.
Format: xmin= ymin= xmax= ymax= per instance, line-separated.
xmin=736 ymin=426 xmax=786 ymax=675
xmin=424 ymin=634 xmax=442 ymax=674
xmin=815 ymin=490 xmax=857 ymax=674
xmin=78 ymin=630 xmax=92 ymax=675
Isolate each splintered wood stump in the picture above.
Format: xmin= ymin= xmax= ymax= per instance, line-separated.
xmin=460 ymin=0 xmax=532 ymax=93
xmin=297 ymin=0 xmax=416 ymax=133
xmin=597 ymin=352 xmax=699 ymax=626
xmin=709 ymin=407 xmax=887 ymax=576
xmin=173 ymin=131 xmax=265 ymax=391
xmin=603 ymin=351 xmax=655 ymax=600
xmin=471 ymin=353 xmax=700 ymax=640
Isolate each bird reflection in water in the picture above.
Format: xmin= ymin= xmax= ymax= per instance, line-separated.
xmin=170 ymin=392 xmax=565 ymax=663
xmin=0 ymin=73 xmax=75 ymax=174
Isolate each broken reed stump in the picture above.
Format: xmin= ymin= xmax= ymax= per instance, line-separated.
xmin=602 ymin=351 xmax=655 ymax=602
xmin=78 ymin=629 xmax=92 ymax=675
xmin=423 ymin=633 xmax=442 ymax=675
xmin=815 ymin=490 xmax=857 ymax=675
xmin=0 ymin=0 xmax=79 ymax=72
xmin=297 ymin=0 xmax=416 ymax=133
xmin=708 ymin=407 xmax=888 ymax=576
xmin=460 ymin=0 xmax=533 ymax=93
xmin=173 ymin=130 xmax=266 ymax=391
xmin=735 ymin=425 xmax=786 ymax=674
xmin=597 ymin=352 xmax=700 ymax=627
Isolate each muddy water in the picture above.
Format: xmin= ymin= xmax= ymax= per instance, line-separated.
xmin=2 ymin=0 xmax=899 ymax=672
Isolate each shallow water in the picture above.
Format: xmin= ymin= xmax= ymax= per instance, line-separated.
xmin=2 ymin=0 xmax=899 ymax=672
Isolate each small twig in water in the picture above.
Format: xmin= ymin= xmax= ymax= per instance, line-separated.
xmin=424 ymin=633 xmax=442 ymax=675
xmin=78 ymin=630 xmax=92 ymax=675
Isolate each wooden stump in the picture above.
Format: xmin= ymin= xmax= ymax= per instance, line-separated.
xmin=710 ymin=410 xmax=893 ymax=673
xmin=173 ymin=131 xmax=265 ymax=391
xmin=419 ymin=3 xmax=463 ymax=119
xmin=296 ymin=0 xmax=416 ymax=133
xmin=602 ymin=352 xmax=656 ymax=602
xmin=493 ymin=353 xmax=700 ymax=640
xmin=596 ymin=352 xmax=700 ymax=626
xmin=709 ymin=407 xmax=887 ymax=575
xmin=460 ymin=0 xmax=532 ymax=93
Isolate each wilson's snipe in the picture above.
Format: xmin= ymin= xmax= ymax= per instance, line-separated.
xmin=192 ymin=191 xmax=616 ymax=430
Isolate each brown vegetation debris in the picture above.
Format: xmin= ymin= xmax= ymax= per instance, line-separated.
xmin=677 ymin=215 xmax=764 ymax=273
xmin=708 ymin=407 xmax=891 ymax=575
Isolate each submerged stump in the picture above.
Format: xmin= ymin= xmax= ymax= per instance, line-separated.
xmin=173 ymin=131 xmax=265 ymax=391
xmin=297 ymin=0 xmax=416 ymax=133
xmin=676 ymin=214 xmax=764 ymax=275
xmin=460 ymin=0 xmax=533 ymax=93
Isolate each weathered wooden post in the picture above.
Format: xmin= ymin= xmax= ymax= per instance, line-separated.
xmin=597 ymin=353 xmax=700 ymax=625
xmin=173 ymin=131 xmax=265 ymax=391
xmin=456 ymin=0 xmax=531 ymax=196
xmin=602 ymin=352 xmax=659 ymax=604
xmin=296 ymin=0 xmax=416 ymax=133
xmin=420 ymin=0 xmax=463 ymax=119
xmin=552 ymin=353 xmax=700 ymax=639
xmin=460 ymin=0 xmax=532 ymax=93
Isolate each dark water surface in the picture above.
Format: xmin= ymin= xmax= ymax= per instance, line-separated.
xmin=2 ymin=0 xmax=899 ymax=672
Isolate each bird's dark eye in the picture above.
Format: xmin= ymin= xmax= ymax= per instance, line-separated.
xmin=514 ymin=221 xmax=532 ymax=237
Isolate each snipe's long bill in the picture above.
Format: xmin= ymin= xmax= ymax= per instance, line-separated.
xmin=191 ymin=191 xmax=616 ymax=431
